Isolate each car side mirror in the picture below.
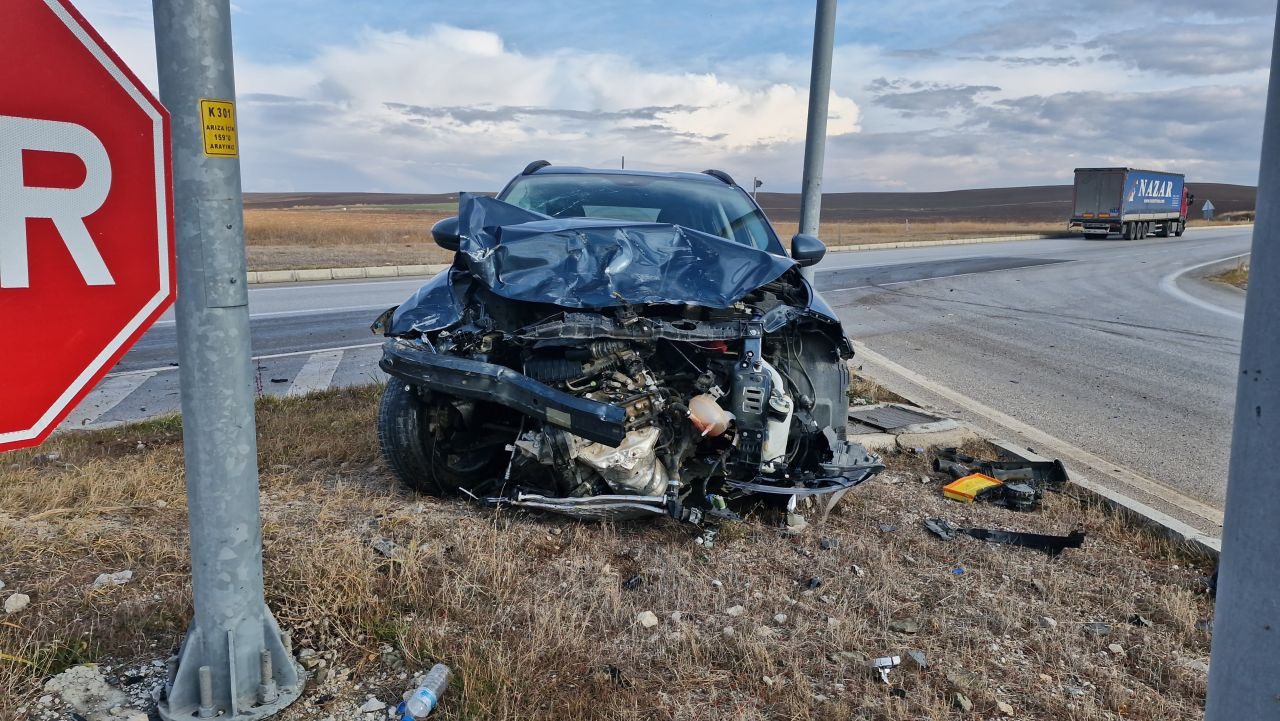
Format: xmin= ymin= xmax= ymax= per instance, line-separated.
xmin=790 ymin=233 xmax=826 ymax=267
xmin=432 ymin=216 xmax=461 ymax=252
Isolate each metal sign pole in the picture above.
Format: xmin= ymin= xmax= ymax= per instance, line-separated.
xmin=152 ymin=1 xmax=301 ymax=718
xmin=798 ymin=0 xmax=836 ymax=281
xmin=1204 ymin=6 xmax=1280 ymax=719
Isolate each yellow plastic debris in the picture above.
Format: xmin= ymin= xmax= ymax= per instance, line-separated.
xmin=943 ymin=473 xmax=1003 ymax=503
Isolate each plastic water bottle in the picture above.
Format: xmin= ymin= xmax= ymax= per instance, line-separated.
xmin=404 ymin=663 xmax=451 ymax=718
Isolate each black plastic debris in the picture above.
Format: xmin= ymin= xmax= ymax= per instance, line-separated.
xmin=1003 ymin=483 xmax=1039 ymax=512
xmin=820 ymin=537 xmax=840 ymax=551
xmin=806 ymin=576 xmax=822 ymax=590
xmin=963 ymin=528 xmax=1085 ymax=557
xmin=934 ymin=448 xmax=1067 ymax=512
xmin=270 ymin=377 xmax=288 ymax=384
xmin=923 ymin=517 xmax=1085 ymax=557
xmin=924 ymin=517 xmax=960 ymax=541
xmin=622 ymin=575 xmax=643 ymax=591
xmin=935 ymin=448 xmax=1067 ymax=487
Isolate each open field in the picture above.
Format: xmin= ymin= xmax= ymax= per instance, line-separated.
xmin=245 ymin=183 xmax=1257 ymax=223
xmin=2 ymin=382 xmax=1216 ymax=720
xmin=243 ymin=208 xmax=1076 ymax=271
xmin=240 ymin=182 xmax=1256 ymax=271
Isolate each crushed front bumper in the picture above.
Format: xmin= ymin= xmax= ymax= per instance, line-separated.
xmin=379 ymin=340 xmax=627 ymax=446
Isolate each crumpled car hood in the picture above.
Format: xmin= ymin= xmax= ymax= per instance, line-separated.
xmin=456 ymin=193 xmax=796 ymax=309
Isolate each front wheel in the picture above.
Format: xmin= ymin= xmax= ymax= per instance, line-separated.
xmin=377 ymin=382 xmax=512 ymax=496
xmin=1175 ymin=221 xmax=1185 ymax=237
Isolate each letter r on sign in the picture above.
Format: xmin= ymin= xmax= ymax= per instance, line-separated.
xmin=0 ymin=115 xmax=114 ymax=288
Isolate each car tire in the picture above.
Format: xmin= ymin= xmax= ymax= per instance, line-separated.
xmin=378 ymin=381 xmax=445 ymax=495
xmin=378 ymin=382 xmax=515 ymax=496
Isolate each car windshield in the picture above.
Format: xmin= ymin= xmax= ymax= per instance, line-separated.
xmin=501 ymin=173 xmax=781 ymax=252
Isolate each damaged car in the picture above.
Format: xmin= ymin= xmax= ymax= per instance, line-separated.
xmin=372 ymin=162 xmax=883 ymax=533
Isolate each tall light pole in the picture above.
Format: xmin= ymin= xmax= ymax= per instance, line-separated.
xmin=153 ymin=1 xmax=301 ymax=718
xmin=1204 ymin=6 xmax=1280 ymax=719
xmin=798 ymin=0 xmax=836 ymax=281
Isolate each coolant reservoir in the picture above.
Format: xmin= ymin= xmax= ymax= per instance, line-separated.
xmin=689 ymin=394 xmax=734 ymax=437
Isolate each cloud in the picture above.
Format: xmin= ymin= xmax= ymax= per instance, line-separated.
xmin=228 ymin=24 xmax=860 ymax=191
xmin=1085 ymin=23 xmax=1274 ymax=75
xmin=868 ymin=80 xmax=1001 ymax=117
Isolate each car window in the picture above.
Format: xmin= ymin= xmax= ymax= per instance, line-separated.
xmin=501 ymin=173 xmax=780 ymax=252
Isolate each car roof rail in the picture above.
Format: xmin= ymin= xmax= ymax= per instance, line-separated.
xmin=701 ymin=168 xmax=736 ymax=186
xmin=521 ymin=160 xmax=552 ymax=175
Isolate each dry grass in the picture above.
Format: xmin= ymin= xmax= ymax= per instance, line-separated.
xmin=242 ymin=208 xmax=1072 ymax=272
xmin=244 ymin=208 xmax=453 ymax=270
xmin=1 ymin=386 xmax=1216 ymax=720
xmin=1210 ymin=262 xmax=1249 ymax=290
xmin=774 ymin=220 xmax=1071 ymax=246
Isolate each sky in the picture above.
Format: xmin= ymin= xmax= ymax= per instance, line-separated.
xmin=77 ymin=0 xmax=1277 ymax=193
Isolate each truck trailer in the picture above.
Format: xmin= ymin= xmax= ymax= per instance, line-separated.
xmin=1068 ymin=167 xmax=1193 ymax=240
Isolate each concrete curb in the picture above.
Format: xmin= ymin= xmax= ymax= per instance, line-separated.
xmin=246 ymin=263 xmax=450 ymax=285
xmin=986 ymin=435 xmax=1221 ymax=560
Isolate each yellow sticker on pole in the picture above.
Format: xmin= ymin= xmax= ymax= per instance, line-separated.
xmin=199 ymin=99 xmax=238 ymax=157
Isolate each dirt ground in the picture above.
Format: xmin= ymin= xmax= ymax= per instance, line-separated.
xmin=1210 ymin=261 xmax=1249 ymax=290
xmin=0 ymin=381 xmax=1216 ymax=720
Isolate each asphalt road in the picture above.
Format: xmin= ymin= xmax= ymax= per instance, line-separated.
xmin=823 ymin=226 xmax=1250 ymax=532
xmin=75 ymin=226 xmax=1251 ymax=531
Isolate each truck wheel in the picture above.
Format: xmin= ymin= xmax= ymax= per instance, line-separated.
xmin=1175 ymin=221 xmax=1185 ymax=237
xmin=1140 ymin=223 xmax=1149 ymax=239
xmin=1122 ymin=223 xmax=1134 ymax=240
xmin=1156 ymin=222 xmax=1169 ymax=238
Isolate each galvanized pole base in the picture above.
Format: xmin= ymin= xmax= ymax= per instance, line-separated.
xmin=797 ymin=0 xmax=836 ymax=282
xmin=151 ymin=1 xmax=302 ymax=718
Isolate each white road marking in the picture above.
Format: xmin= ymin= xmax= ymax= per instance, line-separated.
xmin=1158 ymin=252 xmax=1250 ymax=320
xmin=105 ymin=341 xmax=383 ymax=378
xmin=286 ymin=350 xmax=344 ymax=397
xmin=61 ymin=372 xmax=156 ymax=427
xmin=853 ymin=341 xmax=1226 ymax=528
xmin=151 ymin=303 xmax=392 ymax=327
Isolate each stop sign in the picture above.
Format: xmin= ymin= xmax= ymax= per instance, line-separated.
xmin=0 ymin=0 xmax=174 ymax=452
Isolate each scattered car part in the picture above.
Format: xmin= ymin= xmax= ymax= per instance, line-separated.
xmin=871 ymin=655 xmax=901 ymax=684
xmin=1003 ymin=482 xmax=1040 ymax=512
xmin=923 ymin=517 xmax=1085 ymax=557
xmin=942 ymin=473 xmax=1003 ymax=503
xmin=935 ymin=448 xmax=1067 ymax=489
xmin=962 ymin=528 xmax=1085 ymax=557
xmin=924 ymin=517 xmax=960 ymax=541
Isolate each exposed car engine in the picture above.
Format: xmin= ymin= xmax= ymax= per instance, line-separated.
xmin=379 ymin=275 xmax=883 ymax=531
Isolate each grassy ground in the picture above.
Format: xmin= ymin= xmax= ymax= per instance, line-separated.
xmin=243 ymin=207 xmax=1073 ymax=272
xmin=1210 ymin=262 xmax=1249 ymax=290
xmin=1 ymin=383 xmax=1215 ymax=720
